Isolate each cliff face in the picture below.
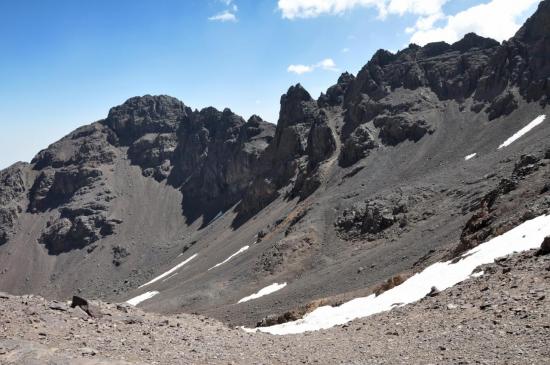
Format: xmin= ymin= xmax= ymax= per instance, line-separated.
xmin=0 ymin=1 xmax=549 ymax=328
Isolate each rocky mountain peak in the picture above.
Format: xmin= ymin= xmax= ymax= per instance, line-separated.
xmin=104 ymin=95 xmax=188 ymax=145
xmin=319 ymin=72 xmax=356 ymax=107
xmin=278 ymin=84 xmax=314 ymax=127
xmin=514 ymin=0 xmax=550 ymax=42
xmin=451 ymin=33 xmax=500 ymax=53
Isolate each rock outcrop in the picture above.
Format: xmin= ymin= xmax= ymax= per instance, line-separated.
xmin=0 ymin=163 xmax=29 ymax=245
xmin=236 ymin=84 xmax=337 ymax=223
xmin=335 ymin=193 xmax=410 ymax=240
xmin=172 ymin=108 xmax=275 ymax=223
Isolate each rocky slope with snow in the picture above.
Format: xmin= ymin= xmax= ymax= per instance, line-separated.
xmin=1 ymin=246 xmax=548 ymax=364
xmin=0 ymin=0 xmax=549 ymax=336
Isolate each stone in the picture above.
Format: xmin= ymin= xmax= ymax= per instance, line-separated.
xmin=71 ymin=296 xmax=102 ymax=318
xmin=48 ymin=301 xmax=69 ymax=312
xmin=537 ymin=236 xmax=550 ymax=256
xmin=427 ymin=287 xmax=440 ymax=297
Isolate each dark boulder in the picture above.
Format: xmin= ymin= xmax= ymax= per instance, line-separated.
xmin=373 ymin=114 xmax=433 ymax=145
xmin=339 ymin=124 xmax=378 ymax=167
xmin=538 ymin=236 xmax=550 ymax=255
xmin=487 ymin=91 xmax=518 ymax=120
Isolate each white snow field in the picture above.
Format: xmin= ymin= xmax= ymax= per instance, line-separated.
xmin=139 ymin=254 xmax=198 ymax=288
xmin=498 ymin=115 xmax=546 ymax=149
xmin=250 ymin=214 xmax=550 ymax=335
xmin=209 ymin=245 xmax=250 ymax=271
xmin=465 ymin=153 xmax=477 ymax=161
xmin=238 ymin=283 xmax=288 ymax=303
xmin=126 ymin=291 xmax=159 ymax=306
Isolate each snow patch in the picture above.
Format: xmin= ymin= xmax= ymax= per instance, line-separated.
xmin=138 ymin=254 xmax=198 ymax=288
xmin=209 ymin=246 xmax=250 ymax=271
xmin=238 ymin=283 xmax=287 ymax=303
xmin=498 ymin=115 xmax=546 ymax=149
xmin=470 ymin=271 xmax=484 ymax=278
xmin=250 ymin=214 xmax=550 ymax=335
xmin=126 ymin=291 xmax=159 ymax=306
xmin=162 ymin=272 xmax=179 ymax=282
xmin=465 ymin=153 xmax=477 ymax=161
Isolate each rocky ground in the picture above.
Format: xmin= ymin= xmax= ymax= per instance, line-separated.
xmin=1 ymin=247 xmax=548 ymax=365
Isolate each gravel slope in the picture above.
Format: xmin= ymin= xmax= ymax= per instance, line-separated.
xmin=1 ymin=248 xmax=548 ymax=364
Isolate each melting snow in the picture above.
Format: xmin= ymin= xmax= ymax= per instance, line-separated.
xmin=162 ymin=272 xmax=179 ymax=282
xmin=209 ymin=246 xmax=250 ymax=271
xmin=465 ymin=153 xmax=477 ymax=161
xmin=249 ymin=214 xmax=550 ymax=335
xmin=238 ymin=283 xmax=287 ymax=303
xmin=470 ymin=271 xmax=484 ymax=278
xmin=498 ymin=115 xmax=546 ymax=149
xmin=138 ymin=254 xmax=198 ymax=288
xmin=126 ymin=291 xmax=159 ymax=306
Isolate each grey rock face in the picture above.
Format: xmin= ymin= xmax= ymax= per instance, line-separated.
xmin=0 ymin=163 xmax=29 ymax=245
xmin=29 ymin=168 xmax=103 ymax=212
xmin=172 ymin=107 xmax=275 ymax=223
xmin=318 ymin=72 xmax=355 ymax=107
xmin=237 ymin=84 xmax=336 ymax=222
xmin=487 ymin=91 xmax=519 ymax=120
xmin=373 ymin=114 xmax=433 ymax=146
xmin=336 ymin=197 xmax=408 ymax=240
xmin=339 ymin=124 xmax=378 ymax=167
xmin=130 ymin=133 xmax=177 ymax=181
xmin=104 ymin=95 xmax=186 ymax=144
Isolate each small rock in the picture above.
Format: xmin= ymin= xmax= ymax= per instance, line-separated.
xmin=79 ymin=347 xmax=97 ymax=356
xmin=427 ymin=286 xmax=440 ymax=297
xmin=116 ymin=303 xmax=132 ymax=313
xmin=480 ymin=302 xmax=492 ymax=310
xmin=537 ymin=237 xmax=550 ymax=256
xmin=48 ymin=301 xmax=69 ymax=311
xmin=71 ymin=295 xmax=102 ymax=318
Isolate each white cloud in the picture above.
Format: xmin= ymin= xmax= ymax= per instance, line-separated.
xmin=287 ymin=58 xmax=339 ymax=75
xmin=409 ymin=0 xmax=540 ymax=45
xmin=287 ymin=64 xmax=314 ymax=75
xmin=209 ymin=11 xmax=237 ymax=22
xmin=277 ymin=0 xmax=539 ymax=49
xmin=209 ymin=0 xmax=238 ymax=22
xmin=386 ymin=0 xmax=448 ymax=16
xmin=318 ymin=58 xmax=338 ymax=70
xmin=277 ymin=0 xmax=449 ymax=19
xmin=278 ymin=0 xmax=387 ymax=19
xmin=341 ymin=47 xmax=350 ymax=53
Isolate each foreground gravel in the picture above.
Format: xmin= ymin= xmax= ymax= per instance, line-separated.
xmin=1 ymin=250 xmax=549 ymax=364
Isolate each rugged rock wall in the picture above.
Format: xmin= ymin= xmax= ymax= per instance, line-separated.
xmin=0 ymin=0 xmax=549 ymax=326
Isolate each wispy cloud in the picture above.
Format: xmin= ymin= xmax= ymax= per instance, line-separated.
xmin=209 ymin=0 xmax=238 ymax=22
xmin=287 ymin=58 xmax=339 ymax=75
xmin=209 ymin=10 xmax=237 ymax=22
xmin=278 ymin=0 xmax=539 ymax=47
xmin=408 ymin=0 xmax=539 ymax=45
xmin=277 ymin=0 xmax=448 ymax=20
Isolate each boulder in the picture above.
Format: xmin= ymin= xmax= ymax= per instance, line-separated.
xmin=339 ymin=124 xmax=378 ymax=167
xmin=537 ymin=236 xmax=550 ymax=256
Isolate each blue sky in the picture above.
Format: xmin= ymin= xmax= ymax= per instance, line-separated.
xmin=0 ymin=0 xmax=540 ymax=169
